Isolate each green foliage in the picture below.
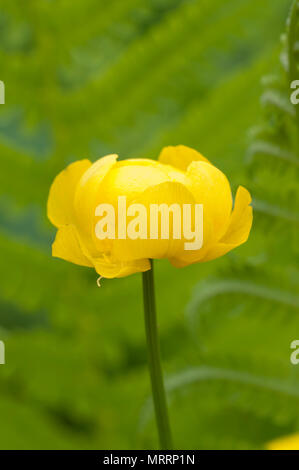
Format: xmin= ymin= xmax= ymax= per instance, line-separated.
xmin=0 ymin=0 xmax=297 ymax=450
xmin=170 ymin=0 xmax=299 ymax=450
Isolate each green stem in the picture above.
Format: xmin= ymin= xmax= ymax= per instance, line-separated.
xmin=142 ymin=260 xmax=173 ymax=450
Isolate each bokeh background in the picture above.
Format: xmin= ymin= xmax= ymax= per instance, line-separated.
xmin=0 ymin=0 xmax=298 ymax=450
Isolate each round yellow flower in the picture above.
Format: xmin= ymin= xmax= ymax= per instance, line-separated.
xmin=47 ymin=145 xmax=253 ymax=278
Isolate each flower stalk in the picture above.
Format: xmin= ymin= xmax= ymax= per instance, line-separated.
xmin=142 ymin=260 xmax=173 ymax=450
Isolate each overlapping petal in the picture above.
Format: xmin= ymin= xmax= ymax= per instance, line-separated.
xmin=74 ymin=154 xmax=118 ymax=256
xmin=159 ymin=145 xmax=209 ymax=171
xmin=199 ymin=186 xmax=252 ymax=262
xmin=111 ymin=181 xmax=197 ymax=262
xmin=170 ymin=186 xmax=252 ymax=267
xmin=47 ymin=159 xmax=91 ymax=227
xmin=97 ymin=159 xmax=171 ymax=206
xmin=185 ymin=161 xmax=233 ymax=241
xmin=93 ymin=256 xmax=150 ymax=279
xmin=52 ymin=224 xmax=93 ymax=267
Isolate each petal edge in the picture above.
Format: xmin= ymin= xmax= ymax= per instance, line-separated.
xmin=158 ymin=145 xmax=209 ymax=171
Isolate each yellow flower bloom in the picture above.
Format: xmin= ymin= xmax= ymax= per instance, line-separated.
xmin=267 ymin=433 xmax=299 ymax=450
xmin=47 ymin=145 xmax=253 ymax=278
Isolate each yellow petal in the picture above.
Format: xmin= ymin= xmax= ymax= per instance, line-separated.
xmin=197 ymin=242 xmax=234 ymax=262
xmin=200 ymin=186 xmax=253 ymax=262
xmin=111 ymin=181 xmax=197 ymax=262
xmin=47 ymin=160 xmax=91 ymax=228
xmin=186 ymin=161 xmax=233 ymax=241
xmin=74 ymin=154 xmax=118 ymax=255
xmin=98 ymin=159 xmax=171 ymax=205
xmin=116 ymin=157 xmax=189 ymax=186
xmin=52 ymin=225 xmax=93 ymax=267
xmin=220 ymin=186 xmax=252 ymax=245
xmin=93 ymin=256 xmax=150 ymax=279
xmin=267 ymin=433 xmax=299 ymax=450
xmin=168 ymin=210 xmax=214 ymax=268
xmin=158 ymin=145 xmax=209 ymax=171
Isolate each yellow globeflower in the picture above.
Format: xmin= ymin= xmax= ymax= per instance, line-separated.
xmin=47 ymin=145 xmax=253 ymax=279
xmin=267 ymin=433 xmax=299 ymax=450
xmin=47 ymin=144 xmax=253 ymax=449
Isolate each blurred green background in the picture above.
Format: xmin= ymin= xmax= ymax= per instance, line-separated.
xmin=0 ymin=0 xmax=298 ymax=450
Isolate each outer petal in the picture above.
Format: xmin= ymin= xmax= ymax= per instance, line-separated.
xmin=74 ymin=154 xmax=118 ymax=255
xmin=267 ymin=433 xmax=299 ymax=450
xmin=158 ymin=145 xmax=209 ymax=171
xmin=47 ymin=159 xmax=91 ymax=228
xmin=220 ymin=186 xmax=252 ymax=245
xmin=52 ymin=224 xmax=150 ymax=278
xmin=168 ymin=209 xmax=214 ymax=268
xmin=200 ymin=186 xmax=253 ymax=262
xmin=93 ymin=256 xmax=151 ymax=279
xmin=52 ymin=225 xmax=93 ymax=267
xmin=185 ymin=161 xmax=233 ymax=241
